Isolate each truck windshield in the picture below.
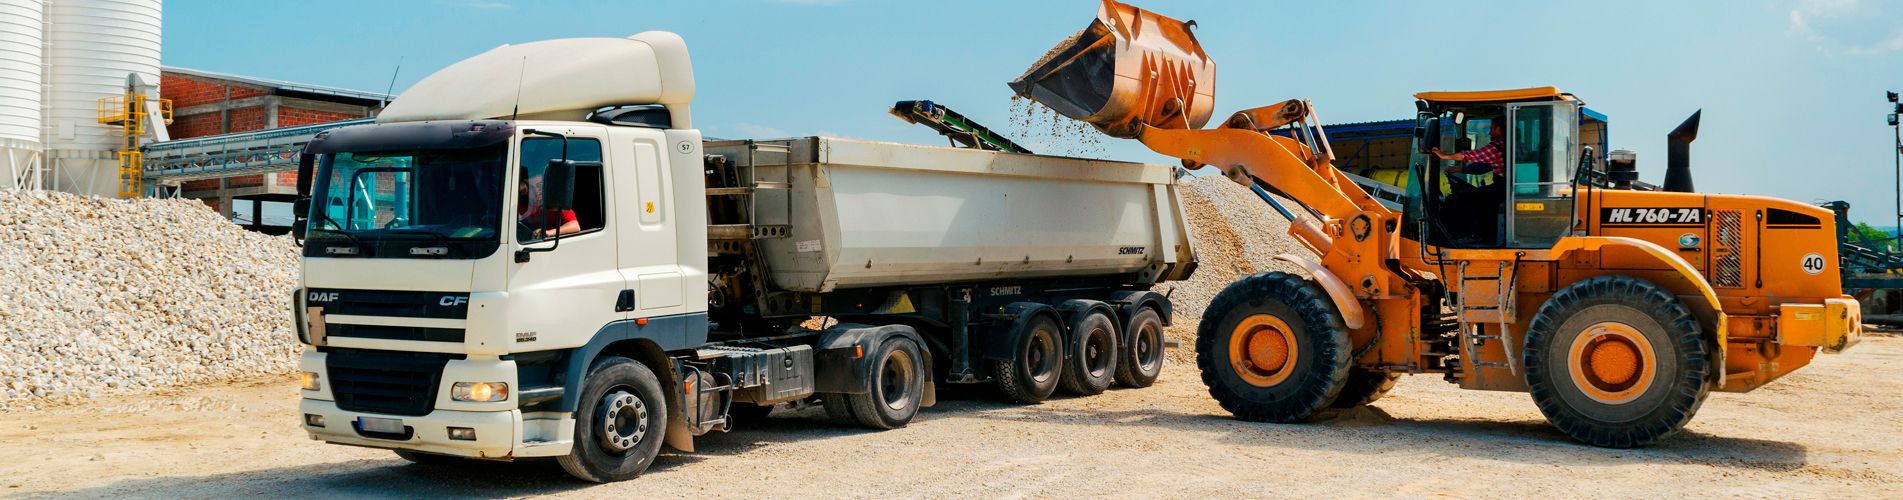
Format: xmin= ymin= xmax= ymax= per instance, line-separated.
xmin=304 ymin=144 xmax=508 ymax=258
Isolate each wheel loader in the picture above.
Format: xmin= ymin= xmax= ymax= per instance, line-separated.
xmin=1012 ymin=0 xmax=1862 ymax=447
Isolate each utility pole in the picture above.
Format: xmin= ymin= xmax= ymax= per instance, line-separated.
xmin=1892 ymin=91 xmax=1901 ymax=247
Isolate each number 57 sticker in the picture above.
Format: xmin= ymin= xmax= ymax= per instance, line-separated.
xmin=1801 ymin=253 xmax=1827 ymax=275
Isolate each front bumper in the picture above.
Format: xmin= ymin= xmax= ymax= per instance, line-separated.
xmin=301 ymin=399 xmax=521 ymax=459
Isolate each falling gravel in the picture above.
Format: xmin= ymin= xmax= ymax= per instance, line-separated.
xmin=1160 ymin=175 xmax=1308 ymax=361
xmin=0 ymin=191 xmax=300 ymax=411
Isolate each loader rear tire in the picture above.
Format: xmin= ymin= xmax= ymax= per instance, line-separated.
xmin=1328 ymin=368 xmax=1401 ymax=409
xmin=1196 ymin=272 xmax=1352 ymax=423
xmin=1524 ymin=275 xmax=1710 ymax=448
xmin=1114 ymin=307 xmax=1166 ymax=388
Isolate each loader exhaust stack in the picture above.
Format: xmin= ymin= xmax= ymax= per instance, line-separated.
xmin=1664 ymin=110 xmax=1700 ymax=193
xmin=1008 ymin=0 xmax=1216 ymax=138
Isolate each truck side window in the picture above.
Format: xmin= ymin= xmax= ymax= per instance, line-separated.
xmin=518 ymin=137 xmax=606 ymax=243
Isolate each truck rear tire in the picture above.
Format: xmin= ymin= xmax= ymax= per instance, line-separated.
xmin=844 ymin=337 xmax=927 ymax=429
xmin=558 ymin=356 xmax=668 ymax=483
xmin=1524 ymin=276 xmax=1710 ymax=448
xmin=993 ymin=314 xmax=1064 ymax=403
xmin=1114 ymin=307 xmax=1165 ymax=388
xmin=1060 ymin=310 xmax=1119 ymax=396
xmin=1196 ymin=272 xmax=1352 ymax=423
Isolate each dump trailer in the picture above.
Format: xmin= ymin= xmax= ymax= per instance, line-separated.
xmin=1015 ymin=0 xmax=1860 ymax=447
xmin=286 ymin=32 xmax=1196 ymax=482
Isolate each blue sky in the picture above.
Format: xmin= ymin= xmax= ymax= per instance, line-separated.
xmin=164 ymin=0 xmax=1903 ymax=225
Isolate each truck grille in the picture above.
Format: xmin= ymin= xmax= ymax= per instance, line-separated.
xmin=325 ymin=348 xmax=457 ymax=416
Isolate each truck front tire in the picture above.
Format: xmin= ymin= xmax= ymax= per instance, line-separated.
xmin=558 ymin=356 xmax=668 ymax=483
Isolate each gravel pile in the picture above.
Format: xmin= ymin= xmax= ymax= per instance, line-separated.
xmin=0 ymin=191 xmax=300 ymax=411
xmin=1161 ymin=175 xmax=1308 ymax=361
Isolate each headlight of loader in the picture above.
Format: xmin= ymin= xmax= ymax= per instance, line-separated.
xmin=452 ymin=382 xmax=509 ymax=402
xmin=300 ymin=371 xmax=322 ymax=391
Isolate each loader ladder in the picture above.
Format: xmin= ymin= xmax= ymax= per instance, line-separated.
xmin=1454 ymin=259 xmax=1520 ymax=383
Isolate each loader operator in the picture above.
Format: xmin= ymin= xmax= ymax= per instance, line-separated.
xmin=1430 ymin=122 xmax=1507 ymax=245
xmin=518 ymin=175 xmax=580 ymax=241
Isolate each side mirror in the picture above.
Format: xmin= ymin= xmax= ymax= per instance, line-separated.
xmin=1416 ymin=115 xmax=1441 ymax=153
xmin=542 ymin=158 xmax=576 ymax=211
xmin=291 ymin=197 xmax=310 ymax=219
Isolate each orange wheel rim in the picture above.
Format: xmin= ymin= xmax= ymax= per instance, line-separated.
xmin=1567 ymin=321 xmax=1656 ymax=404
xmin=1229 ymin=314 xmax=1298 ymax=387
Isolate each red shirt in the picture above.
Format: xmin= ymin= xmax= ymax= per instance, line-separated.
xmin=1463 ymin=140 xmax=1505 ymax=175
xmin=519 ymin=206 xmax=577 ymax=231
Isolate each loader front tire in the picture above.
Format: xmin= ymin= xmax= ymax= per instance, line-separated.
xmin=1524 ymin=275 xmax=1710 ymax=448
xmin=1197 ymin=272 xmax=1352 ymax=423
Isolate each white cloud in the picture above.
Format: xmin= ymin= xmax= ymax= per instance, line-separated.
xmin=1786 ymin=0 xmax=1903 ymax=55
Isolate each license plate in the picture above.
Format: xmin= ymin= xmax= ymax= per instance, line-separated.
xmin=358 ymin=416 xmax=405 ymax=434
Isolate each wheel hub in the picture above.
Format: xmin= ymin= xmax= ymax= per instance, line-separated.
xmin=599 ymin=390 xmax=648 ymax=452
xmin=880 ymin=349 xmax=916 ymax=411
xmin=1229 ymin=314 xmax=1298 ymax=387
xmin=1568 ymin=322 xmax=1657 ymax=404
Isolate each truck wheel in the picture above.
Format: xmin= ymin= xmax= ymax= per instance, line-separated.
xmin=820 ymin=393 xmax=858 ymax=426
xmin=1114 ymin=307 xmax=1165 ymax=388
xmin=1524 ymin=276 xmax=1710 ymax=448
xmin=1196 ymin=272 xmax=1352 ymax=423
xmin=845 ymin=338 xmax=926 ymax=429
xmin=993 ymin=314 xmax=1064 ymax=403
xmin=558 ymin=356 xmax=668 ymax=483
xmin=1060 ymin=310 xmax=1119 ymax=395
xmin=393 ymin=449 xmax=463 ymax=466
xmin=1328 ymin=368 xmax=1401 ymax=409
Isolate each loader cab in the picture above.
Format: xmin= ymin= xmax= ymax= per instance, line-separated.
xmin=1403 ymin=87 xmax=1583 ymax=250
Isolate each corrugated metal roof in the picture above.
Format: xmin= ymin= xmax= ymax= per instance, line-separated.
xmin=163 ymin=66 xmax=392 ymax=104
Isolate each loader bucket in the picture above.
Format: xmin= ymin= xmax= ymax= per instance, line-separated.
xmin=1008 ymin=0 xmax=1216 ymax=138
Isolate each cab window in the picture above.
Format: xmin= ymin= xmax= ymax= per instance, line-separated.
xmin=518 ymin=137 xmax=606 ymax=243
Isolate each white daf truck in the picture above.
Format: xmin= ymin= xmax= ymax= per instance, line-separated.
xmin=288 ymin=32 xmax=1197 ymax=482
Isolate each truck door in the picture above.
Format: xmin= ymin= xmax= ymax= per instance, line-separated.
xmin=508 ymin=129 xmax=627 ymax=336
xmin=1504 ymin=102 xmax=1580 ymax=248
xmin=610 ymin=127 xmax=686 ymax=317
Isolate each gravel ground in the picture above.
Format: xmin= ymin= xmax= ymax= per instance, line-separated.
xmin=0 ymin=191 xmax=300 ymax=411
xmin=1 ymin=334 xmax=1896 ymax=497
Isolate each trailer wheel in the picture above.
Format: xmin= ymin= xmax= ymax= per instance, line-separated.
xmin=1196 ymin=272 xmax=1352 ymax=423
xmin=558 ymin=356 xmax=667 ymax=483
xmin=993 ymin=314 xmax=1064 ymax=403
xmin=1524 ymin=276 xmax=1710 ymax=448
xmin=1328 ymin=368 xmax=1401 ymax=409
xmin=844 ymin=337 xmax=927 ymax=429
xmin=1114 ymin=307 xmax=1166 ymax=388
xmin=1060 ymin=310 xmax=1119 ymax=395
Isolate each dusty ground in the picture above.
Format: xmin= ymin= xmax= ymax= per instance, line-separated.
xmin=2 ymin=335 xmax=1898 ymax=498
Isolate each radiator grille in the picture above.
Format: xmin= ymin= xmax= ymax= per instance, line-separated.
xmin=325 ymin=348 xmax=456 ymax=416
xmin=1712 ymin=210 xmax=1743 ymax=288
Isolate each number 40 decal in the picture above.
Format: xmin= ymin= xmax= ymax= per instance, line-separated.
xmin=1801 ymin=253 xmax=1827 ymax=275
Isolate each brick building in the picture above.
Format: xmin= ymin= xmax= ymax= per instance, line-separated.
xmin=157 ymin=67 xmax=388 ymax=229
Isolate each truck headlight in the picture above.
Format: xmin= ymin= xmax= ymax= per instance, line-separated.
xmin=300 ymin=371 xmax=322 ymax=391
xmin=452 ymin=382 xmax=509 ymax=402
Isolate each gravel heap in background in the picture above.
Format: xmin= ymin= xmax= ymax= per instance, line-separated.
xmin=1161 ymin=175 xmax=1308 ymax=361
xmin=0 ymin=191 xmax=300 ymax=411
